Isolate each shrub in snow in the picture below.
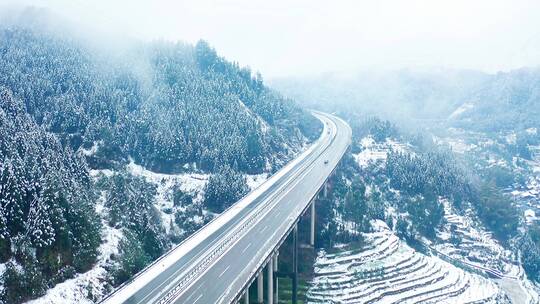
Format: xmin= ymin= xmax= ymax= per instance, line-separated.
xmin=112 ymin=230 xmax=151 ymax=286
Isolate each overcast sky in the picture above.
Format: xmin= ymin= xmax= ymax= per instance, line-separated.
xmin=6 ymin=0 xmax=540 ymax=77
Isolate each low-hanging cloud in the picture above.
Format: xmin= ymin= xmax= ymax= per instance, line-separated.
xmin=3 ymin=0 xmax=540 ymax=77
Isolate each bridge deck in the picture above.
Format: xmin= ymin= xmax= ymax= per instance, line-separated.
xmin=101 ymin=112 xmax=351 ymax=304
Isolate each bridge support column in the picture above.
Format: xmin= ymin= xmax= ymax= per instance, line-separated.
xmin=292 ymin=224 xmax=298 ymax=304
xmin=244 ymin=290 xmax=249 ymax=304
xmin=273 ymin=251 xmax=279 ymax=304
xmin=310 ymin=201 xmax=315 ymax=246
xmin=267 ymin=259 xmax=274 ymax=304
xmin=257 ymin=271 xmax=263 ymax=303
xmin=273 ymin=253 xmax=279 ymax=303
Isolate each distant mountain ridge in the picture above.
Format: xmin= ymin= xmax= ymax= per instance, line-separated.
xmin=454 ymin=68 xmax=540 ymax=131
xmin=271 ymin=67 xmax=540 ymax=132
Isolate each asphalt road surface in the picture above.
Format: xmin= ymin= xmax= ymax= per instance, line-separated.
xmin=101 ymin=112 xmax=351 ymax=304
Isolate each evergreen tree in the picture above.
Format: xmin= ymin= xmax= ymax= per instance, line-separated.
xmin=106 ymin=172 xmax=167 ymax=259
xmin=203 ymin=164 xmax=249 ymax=212
xmin=0 ymin=88 xmax=100 ymax=301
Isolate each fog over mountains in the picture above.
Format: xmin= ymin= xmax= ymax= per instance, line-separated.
xmin=271 ymin=67 xmax=540 ymax=132
xmin=2 ymin=3 xmax=540 ymax=304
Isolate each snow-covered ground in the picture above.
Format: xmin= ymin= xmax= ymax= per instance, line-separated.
xmin=448 ymin=103 xmax=474 ymax=119
xmin=434 ymin=199 xmax=507 ymax=271
xmin=126 ymin=161 xmax=210 ymax=234
xmin=430 ymin=128 xmax=540 ymax=303
xmin=26 ymin=193 xmax=122 ymax=304
xmin=307 ymin=221 xmax=507 ymax=304
xmin=353 ymin=136 xmax=410 ymax=169
xmin=432 ymin=134 xmax=478 ymax=154
xmin=510 ymin=174 xmax=540 ymax=226
xmin=433 ymin=128 xmax=540 ymax=226
xmin=344 ymin=133 xmax=540 ymax=303
xmin=26 ymin=161 xmax=269 ymax=304
xmin=125 ymin=161 xmax=268 ymax=234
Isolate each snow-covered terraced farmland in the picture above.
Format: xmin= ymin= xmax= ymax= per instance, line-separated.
xmin=434 ymin=199 xmax=540 ymax=304
xmin=307 ymin=222 xmax=508 ymax=304
xmin=435 ymin=199 xmax=506 ymax=272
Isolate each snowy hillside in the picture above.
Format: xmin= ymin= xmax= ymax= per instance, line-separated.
xmin=311 ymin=116 xmax=540 ymax=304
xmin=308 ymin=221 xmax=507 ymax=304
xmin=434 ymin=199 xmax=539 ymax=304
xmin=431 ymin=124 xmax=540 ymax=291
xmin=24 ymin=163 xmax=269 ymax=304
xmin=352 ymin=135 xmax=411 ymax=169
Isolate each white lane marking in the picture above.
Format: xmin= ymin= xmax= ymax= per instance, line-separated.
xmin=241 ymin=242 xmax=252 ymax=254
xmin=184 ymin=292 xmax=195 ymax=302
xmin=183 ymin=284 xmax=202 ymax=302
xmin=218 ymin=265 xmax=231 ymax=278
xmin=193 ymin=294 xmax=203 ymax=304
xmin=260 ymin=225 xmax=268 ymax=234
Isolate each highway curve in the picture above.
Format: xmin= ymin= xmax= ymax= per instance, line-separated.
xmin=101 ymin=112 xmax=351 ymax=304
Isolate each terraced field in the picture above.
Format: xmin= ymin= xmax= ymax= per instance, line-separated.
xmin=434 ymin=199 xmax=509 ymax=273
xmin=434 ymin=199 xmax=540 ymax=304
xmin=307 ymin=222 xmax=508 ymax=304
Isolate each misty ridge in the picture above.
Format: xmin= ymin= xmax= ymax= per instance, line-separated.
xmin=271 ymin=67 xmax=540 ymax=132
xmin=0 ymin=6 xmax=320 ymax=173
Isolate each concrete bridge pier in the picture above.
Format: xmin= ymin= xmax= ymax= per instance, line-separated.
xmin=310 ymin=181 xmax=330 ymax=247
xmin=310 ymin=201 xmax=315 ymax=246
xmin=267 ymin=258 xmax=274 ymax=304
xmin=273 ymin=253 xmax=279 ymax=303
xmin=257 ymin=271 xmax=263 ymax=303
xmin=292 ymin=224 xmax=298 ymax=304
xmin=243 ymin=290 xmax=249 ymax=304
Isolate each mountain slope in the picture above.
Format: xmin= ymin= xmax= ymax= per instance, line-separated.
xmin=0 ymin=27 xmax=320 ymax=174
xmin=453 ymin=68 xmax=540 ymax=132
xmin=0 ymin=22 xmax=320 ymax=303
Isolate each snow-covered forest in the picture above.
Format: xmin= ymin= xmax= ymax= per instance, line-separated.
xmin=0 ymin=20 xmax=320 ymax=303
